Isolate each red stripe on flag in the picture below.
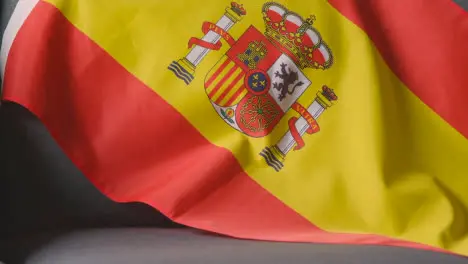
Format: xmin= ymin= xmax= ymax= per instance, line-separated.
xmin=329 ymin=0 xmax=468 ymax=138
xmin=1 ymin=1 xmax=456 ymax=256
xmin=205 ymin=58 xmax=230 ymax=88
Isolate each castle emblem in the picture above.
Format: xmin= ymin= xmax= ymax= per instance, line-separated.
xmin=168 ymin=2 xmax=338 ymax=171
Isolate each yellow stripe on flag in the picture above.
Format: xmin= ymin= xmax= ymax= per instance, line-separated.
xmin=44 ymin=0 xmax=468 ymax=254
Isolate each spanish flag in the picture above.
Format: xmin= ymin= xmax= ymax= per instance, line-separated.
xmin=2 ymin=0 xmax=468 ymax=256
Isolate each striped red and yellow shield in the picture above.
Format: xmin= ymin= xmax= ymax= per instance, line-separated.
xmin=204 ymin=55 xmax=247 ymax=107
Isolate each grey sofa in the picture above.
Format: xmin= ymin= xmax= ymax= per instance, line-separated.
xmin=1 ymin=1 xmax=468 ymax=263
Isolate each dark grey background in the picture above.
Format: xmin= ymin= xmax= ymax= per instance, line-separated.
xmin=1 ymin=0 xmax=468 ymax=263
xmin=455 ymin=0 xmax=468 ymax=9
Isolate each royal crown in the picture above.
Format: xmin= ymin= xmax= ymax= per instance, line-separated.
xmin=231 ymin=2 xmax=247 ymax=16
xmin=262 ymin=3 xmax=333 ymax=70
